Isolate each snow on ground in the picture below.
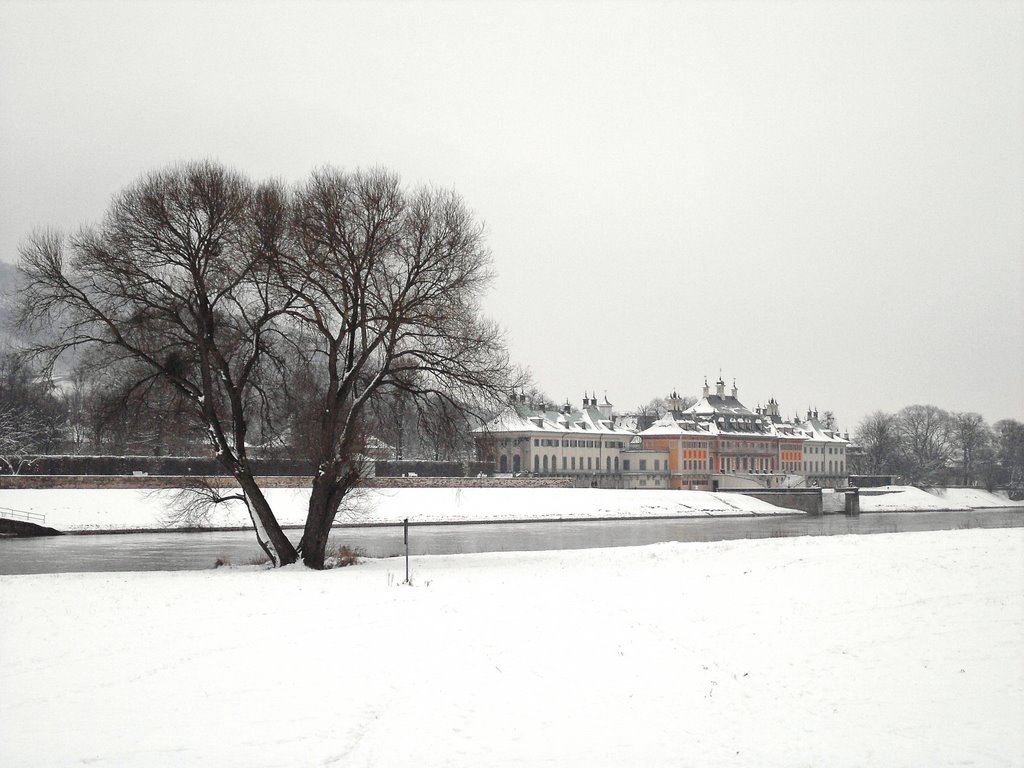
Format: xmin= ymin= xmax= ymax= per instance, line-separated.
xmin=1 ymin=528 xmax=1021 ymax=767
xmin=858 ymin=485 xmax=1024 ymax=513
xmin=929 ymin=486 xmax=1024 ymax=509
xmin=0 ymin=486 xmax=796 ymax=532
xmin=2 ymin=484 xmax=1020 ymax=532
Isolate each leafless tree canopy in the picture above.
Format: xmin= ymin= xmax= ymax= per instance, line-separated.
xmin=17 ymin=162 xmax=518 ymax=567
xmin=283 ymin=169 xmax=515 ymax=566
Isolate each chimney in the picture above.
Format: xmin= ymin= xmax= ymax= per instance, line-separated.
xmin=716 ymin=377 xmax=725 ymax=397
xmin=731 ymin=379 xmax=738 ymax=399
xmin=702 ymin=377 xmax=710 ymax=398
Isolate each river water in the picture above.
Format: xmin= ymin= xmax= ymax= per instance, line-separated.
xmin=1 ymin=508 xmax=1021 ymax=575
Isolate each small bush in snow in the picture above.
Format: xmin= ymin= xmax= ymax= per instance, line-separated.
xmin=324 ymin=545 xmax=363 ymax=569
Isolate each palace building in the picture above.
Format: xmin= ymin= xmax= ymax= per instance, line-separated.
xmin=473 ymin=378 xmax=849 ymax=490
xmin=472 ymin=393 xmax=662 ymax=488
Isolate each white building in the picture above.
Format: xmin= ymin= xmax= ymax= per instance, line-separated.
xmin=795 ymin=410 xmax=849 ymax=488
xmin=473 ymin=394 xmax=640 ymax=488
xmin=475 ymin=383 xmax=849 ymax=491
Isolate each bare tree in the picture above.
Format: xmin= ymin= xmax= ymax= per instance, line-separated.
xmin=18 ymin=162 xmax=300 ymax=564
xmin=994 ymin=419 xmax=1024 ymax=486
xmin=283 ymin=168 xmax=517 ymax=568
xmin=855 ymin=410 xmax=900 ymax=475
xmin=0 ymin=350 xmax=65 ymax=472
xmin=636 ymin=394 xmax=695 ymax=430
xmin=18 ymin=163 xmax=517 ymax=568
xmin=155 ymin=479 xmax=243 ymax=528
xmin=896 ymin=404 xmax=953 ymax=484
xmin=949 ymin=412 xmax=990 ymax=486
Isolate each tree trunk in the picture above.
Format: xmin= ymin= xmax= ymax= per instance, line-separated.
xmin=235 ymin=469 xmax=298 ymax=566
xmin=300 ymin=470 xmax=353 ymax=569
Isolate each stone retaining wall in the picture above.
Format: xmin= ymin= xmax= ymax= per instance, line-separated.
xmin=0 ymin=475 xmax=572 ymax=490
xmin=720 ymin=487 xmax=823 ymax=515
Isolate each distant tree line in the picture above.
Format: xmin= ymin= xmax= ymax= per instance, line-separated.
xmin=0 ymin=348 xmax=481 ymax=469
xmin=854 ymin=405 xmax=1024 ymax=487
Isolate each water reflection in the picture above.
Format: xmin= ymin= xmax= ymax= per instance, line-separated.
xmin=1 ymin=508 xmax=1021 ymax=575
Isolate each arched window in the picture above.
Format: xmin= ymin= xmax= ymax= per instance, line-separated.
xmin=543 ymin=455 xmax=549 ymax=472
xmin=513 ymin=455 xmax=521 ymax=473
xmin=534 ymin=455 xmax=539 ymax=472
xmin=499 ymin=455 xmax=508 ymax=473
xmin=606 ymin=456 xmax=611 ymax=473
xmin=571 ymin=457 xmax=576 ymax=470
xmin=614 ymin=457 xmax=619 ymax=472
xmin=587 ymin=457 xmax=592 ymax=470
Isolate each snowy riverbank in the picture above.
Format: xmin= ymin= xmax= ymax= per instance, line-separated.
xmin=1 ymin=485 xmax=1019 ymax=533
xmin=1 ymin=486 xmax=795 ymax=532
xmin=857 ymin=485 xmax=1024 ymax=512
xmin=2 ymin=528 xmax=1021 ymax=767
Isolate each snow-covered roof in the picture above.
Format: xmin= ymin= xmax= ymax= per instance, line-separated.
xmin=795 ymin=418 xmax=849 ymax=444
xmin=639 ymin=413 xmax=714 ymax=437
xmin=683 ymin=394 xmax=756 ymax=417
xmin=640 ymin=403 xmax=850 ymax=444
xmin=474 ymin=402 xmax=634 ymax=436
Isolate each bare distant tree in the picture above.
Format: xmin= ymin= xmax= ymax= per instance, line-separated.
xmin=635 ymin=394 xmax=695 ymax=430
xmin=855 ymin=411 xmax=900 ymax=475
xmin=949 ymin=412 xmax=991 ymax=486
xmin=994 ymin=419 xmax=1024 ymax=485
xmin=0 ymin=351 xmax=65 ymax=473
xmin=896 ymin=404 xmax=953 ymax=484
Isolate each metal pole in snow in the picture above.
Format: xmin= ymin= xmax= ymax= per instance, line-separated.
xmin=403 ymin=517 xmax=409 ymax=584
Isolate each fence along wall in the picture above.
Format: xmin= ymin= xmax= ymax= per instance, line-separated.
xmin=0 ymin=455 xmax=495 ymax=479
xmin=0 ymin=475 xmax=571 ymax=490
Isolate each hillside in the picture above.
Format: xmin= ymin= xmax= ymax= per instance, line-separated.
xmin=0 ymin=261 xmax=22 ymax=348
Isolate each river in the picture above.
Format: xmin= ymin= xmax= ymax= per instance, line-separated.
xmin=1 ymin=508 xmax=1021 ymax=575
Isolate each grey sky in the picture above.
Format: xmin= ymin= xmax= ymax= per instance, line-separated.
xmin=1 ymin=0 xmax=1021 ymax=430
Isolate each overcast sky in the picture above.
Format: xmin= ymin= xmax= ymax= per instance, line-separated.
xmin=1 ymin=0 xmax=1021 ymax=430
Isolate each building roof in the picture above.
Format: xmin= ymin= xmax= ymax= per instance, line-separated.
xmin=474 ymin=402 xmax=634 ymax=436
xmin=797 ymin=417 xmax=849 ymax=444
xmin=474 ymin=385 xmax=850 ymax=448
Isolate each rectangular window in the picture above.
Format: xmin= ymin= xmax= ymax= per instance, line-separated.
xmin=623 ymin=460 xmax=630 ymax=471
xmin=639 ymin=459 xmax=647 ymax=470
xmin=654 ymin=460 xmax=660 ymax=470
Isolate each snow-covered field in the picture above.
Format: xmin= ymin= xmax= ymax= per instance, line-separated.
xmin=858 ymin=486 xmax=1024 ymax=512
xmin=3 ymin=484 xmax=1020 ymax=533
xmin=1 ymin=528 xmax=1021 ymax=767
xmin=0 ymin=486 xmax=796 ymax=532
